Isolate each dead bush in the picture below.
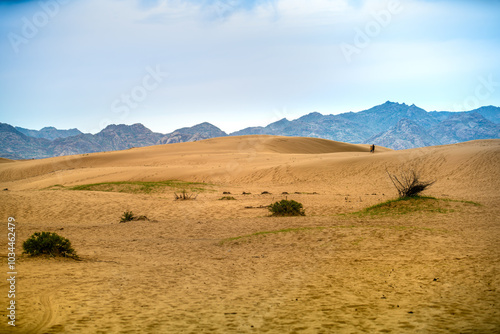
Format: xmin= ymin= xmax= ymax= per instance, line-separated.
xmin=386 ymin=166 xmax=436 ymax=198
xmin=174 ymin=189 xmax=198 ymax=200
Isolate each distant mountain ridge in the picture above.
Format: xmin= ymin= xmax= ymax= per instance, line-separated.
xmin=1 ymin=102 xmax=499 ymax=159
xmin=15 ymin=126 xmax=82 ymax=140
xmin=158 ymin=122 xmax=227 ymax=144
xmin=0 ymin=122 xmax=228 ymax=159
xmin=49 ymin=123 xmax=165 ymax=157
xmin=229 ymin=102 xmax=500 ymax=148
xmin=0 ymin=123 xmax=51 ymax=160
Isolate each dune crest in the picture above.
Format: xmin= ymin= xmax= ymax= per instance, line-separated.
xmin=200 ymin=135 xmax=391 ymax=154
xmin=0 ymin=136 xmax=389 ymax=184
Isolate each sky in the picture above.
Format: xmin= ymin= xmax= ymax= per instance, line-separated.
xmin=0 ymin=0 xmax=499 ymax=134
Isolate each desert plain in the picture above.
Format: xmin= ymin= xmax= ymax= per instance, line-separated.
xmin=0 ymin=135 xmax=499 ymax=333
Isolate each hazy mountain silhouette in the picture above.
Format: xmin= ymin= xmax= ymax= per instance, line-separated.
xmin=1 ymin=102 xmax=499 ymax=159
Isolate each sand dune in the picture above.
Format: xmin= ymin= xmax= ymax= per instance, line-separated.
xmin=0 ymin=135 xmax=387 ymax=182
xmin=0 ymin=136 xmax=497 ymax=199
xmin=0 ymin=136 xmax=390 ymax=188
xmin=241 ymin=135 xmax=390 ymax=154
xmin=0 ymin=136 xmax=499 ymax=333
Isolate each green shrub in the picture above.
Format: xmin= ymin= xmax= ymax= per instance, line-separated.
xmin=23 ymin=232 xmax=78 ymax=258
xmin=269 ymin=199 xmax=305 ymax=216
xmin=219 ymin=196 xmax=236 ymax=200
xmin=120 ymin=211 xmax=135 ymax=223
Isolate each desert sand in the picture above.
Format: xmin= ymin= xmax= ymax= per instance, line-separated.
xmin=0 ymin=135 xmax=499 ymax=333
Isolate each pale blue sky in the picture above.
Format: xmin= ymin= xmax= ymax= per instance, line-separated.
xmin=1 ymin=0 xmax=499 ymax=134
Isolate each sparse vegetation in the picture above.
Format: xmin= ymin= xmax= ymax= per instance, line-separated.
xmin=219 ymin=226 xmax=327 ymax=244
xmin=349 ymin=196 xmax=481 ymax=217
xmin=66 ymin=180 xmax=212 ymax=194
xmin=174 ymin=189 xmax=198 ymax=200
xmin=269 ymin=199 xmax=305 ymax=216
xmin=219 ymin=224 xmax=440 ymax=246
xmin=45 ymin=184 xmax=65 ymax=190
xmin=244 ymin=205 xmax=270 ymax=209
xmin=219 ymin=196 xmax=236 ymax=200
xmin=23 ymin=232 xmax=78 ymax=259
xmin=119 ymin=211 xmax=149 ymax=222
xmin=386 ymin=166 xmax=436 ymax=198
xmin=120 ymin=211 xmax=135 ymax=223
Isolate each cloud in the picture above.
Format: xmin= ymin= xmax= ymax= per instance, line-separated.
xmin=0 ymin=0 xmax=499 ymax=133
xmin=135 ymin=0 xmax=280 ymax=23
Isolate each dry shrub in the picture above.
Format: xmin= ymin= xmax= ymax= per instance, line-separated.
xmin=174 ymin=189 xmax=198 ymax=200
xmin=386 ymin=166 xmax=436 ymax=198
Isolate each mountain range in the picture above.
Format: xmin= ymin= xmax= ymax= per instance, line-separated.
xmin=1 ymin=101 xmax=499 ymax=159
xmin=14 ymin=126 xmax=82 ymax=140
